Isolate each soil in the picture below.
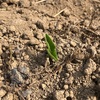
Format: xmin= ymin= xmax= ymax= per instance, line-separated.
xmin=0 ymin=0 xmax=100 ymax=100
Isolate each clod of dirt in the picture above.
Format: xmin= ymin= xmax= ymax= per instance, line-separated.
xmin=18 ymin=64 xmax=30 ymax=75
xmin=36 ymin=29 xmax=44 ymax=40
xmin=70 ymin=41 xmax=77 ymax=47
xmin=28 ymin=37 xmax=40 ymax=45
xmin=53 ymin=90 xmax=66 ymax=100
xmin=35 ymin=21 xmax=45 ymax=31
xmin=22 ymin=89 xmax=32 ymax=99
xmin=69 ymin=91 xmax=74 ymax=98
xmin=63 ymin=85 xmax=68 ymax=90
xmin=89 ymin=46 xmax=97 ymax=57
xmin=1 ymin=2 xmax=8 ymax=8
xmin=2 ymin=93 xmax=13 ymax=100
xmin=10 ymin=60 xmax=18 ymax=68
xmin=19 ymin=0 xmax=30 ymax=7
xmin=84 ymin=59 xmax=96 ymax=75
xmin=10 ymin=68 xmax=24 ymax=84
xmin=64 ymin=76 xmax=74 ymax=85
xmin=1 ymin=0 xmax=19 ymax=4
xmin=90 ymin=18 xmax=100 ymax=30
xmin=9 ymin=25 xmax=16 ymax=32
xmin=64 ymin=91 xmax=69 ymax=97
xmin=0 ymin=43 xmax=2 ymax=55
xmin=0 ymin=58 xmax=3 ymax=66
xmin=41 ymin=83 xmax=47 ymax=90
xmin=66 ymin=64 xmax=73 ymax=72
xmin=0 ymin=89 xmax=6 ymax=98
xmin=62 ymin=9 xmax=71 ymax=17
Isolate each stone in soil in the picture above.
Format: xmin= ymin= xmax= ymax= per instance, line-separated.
xmin=29 ymin=37 xmax=40 ymax=45
xmin=0 ymin=89 xmax=6 ymax=98
xmin=0 ymin=43 xmax=2 ymax=55
xmin=53 ymin=90 xmax=66 ymax=100
xmin=22 ymin=89 xmax=32 ymax=98
xmin=84 ymin=58 xmax=96 ymax=75
xmin=10 ymin=68 xmax=24 ymax=84
xmin=2 ymin=93 xmax=13 ymax=100
xmin=66 ymin=64 xmax=73 ymax=72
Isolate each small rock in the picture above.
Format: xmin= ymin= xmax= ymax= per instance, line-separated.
xmin=35 ymin=21 xmax=44 ymax=31
xmin=66 ymin=64 xmax=73 ymax=72
xmin=6 ymin=0 xmax=19 ymax=4
xmin=0 ymin=32 xmax=3 ymax=37
xmin=70 ymin=41 xmax=77 ymax=47
xmin=83 ymin=19 xmax=90 ymax=27
xmin=2 ymin=39 xmax=9 ymax=48
xmin=90 ymin=18 xmax=100 ymax=30
xmin=41 ymin=84 xmax=47 ymax=90
xmin=38 ymin=42 xmax=44 ymax=48
xmin=53 ymin=90 xmax=66 ymax=100
xmin=70 ymin=26 xmax=79 ymax=33
xmin=36 ymin=29 xmax=44 ymax=40
xmin=9 ymin=26 xmax=16 ymax=32
xmin=2 ymin=27 xmax=7 ymax=33
xmin=56 ymin=23 xmax=62 ymax=30
xmin=69 ymin=91 xmax=74 ymax=98
xmin=2 ymin=93 xmax=13 ymax=100
xmin=0 ymin=89 xmax=6 ymax=98
xmin=1 ymin=2 xmax=8 ymax=8
xmin=18 ymin=66 xmax=29 ymax=75
xmin=64 ymin=91 xmax=69 ymax=97
xmin=11 ymin=68 xmax=24 ymax=84
xmin=29 ymin=37 xmax=40 ymax=45
xmin=11 ymin=60 xmax=18 ymax=68
xmin=0 ymin=44 xmax=2 ymax=55
xmin=64 ymin=76 xmax=74 ymax=84
xmin=84 ymin=59 xmax=96 ymax=75
xmin=22 ymin=89 xmax=32 ymax=98
xmin=23 ymin=55 xmax=29 ymax=60
xmin=63 ymin=85 xmax=68 ymax=90
xmin=90 ymin=46 xmax=97 ymax=57
xmin=62 ymin=9 xmax=70 ymax=17
xmin=19 ymin=0 xmax=30 ymax=7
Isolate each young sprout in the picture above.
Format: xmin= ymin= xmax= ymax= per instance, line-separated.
xmin=45 ymin=34 xmax=58 ymax=61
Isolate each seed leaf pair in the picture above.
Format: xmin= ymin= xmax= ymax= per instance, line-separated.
xmin=45 ymin=34 xmax=58 ymax=61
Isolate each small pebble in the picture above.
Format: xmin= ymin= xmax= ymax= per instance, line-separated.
xmin=66 ymin=64 xmax=73 ymax=72
xmin=90 ymin=46 xmax=97 ymax=57
xmin=11 ymin=68 xmax=24 ymax=84
xmin=19 ymin=0 xmax=30 ymax=7
xmin=22 ymin=89 xmax=32 ymax=98
xmin=35 ymin=21 xmax=44 ymax=30
xmin=64 ymin=91 xmax=69 ymax=97
xmin=11 ymin=60 xmax=18 ymax=68
xmin=70 ymin=41 xmax=77 ymax=47
xmin=62 ymin=9 xmax=70 ymax=17
xmin=29 ymin=37 xmax=40 ymax=45
xmin=36 ymin=30 xmax=44 ymax=40
xmin=2 ymin=93 xmax=13 ymax=100
xmin=64 ymin=85 xmax=68 ymax=90
xmin=9 ymin=26 xmax=16 ymax=32
xmin=53 ymin=90 xmax=65 ymax=100
xmin=69 ymin=91 xmax=74 ymax=98
xmin=41 ymin=84 xmax=47 ymax=90
xmin=0 ymin=89 xmax=6 ymax=98
xmin=84 ymin=59 xmax=96 ymax=75
xmin=64 ymin=76 xmax=74 ymax=84
xmin=0 ymin=44 xmax=2 ymax=55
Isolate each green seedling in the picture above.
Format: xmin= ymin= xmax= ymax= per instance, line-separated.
xmin=45 ymin=34 xmax=58 ymax=61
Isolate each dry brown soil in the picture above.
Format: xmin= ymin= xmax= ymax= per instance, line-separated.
xmin=0 ymin=0 xmax=100 ymax=100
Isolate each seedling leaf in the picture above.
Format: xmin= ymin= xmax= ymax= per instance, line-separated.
xmin=45 ymin=34 xmax=58 ymax=61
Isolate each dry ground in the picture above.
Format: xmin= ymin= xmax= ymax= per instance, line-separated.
xmin=0 ymin=0 xmax=100 ymax=100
